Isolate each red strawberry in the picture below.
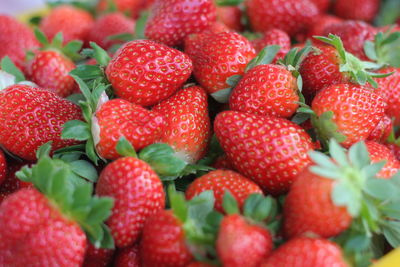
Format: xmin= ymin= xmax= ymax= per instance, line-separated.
xmin=96 ymin=156 xmax=165 ymax=248
xmin=311 ymin=84 xmax=387 ymax=147
xmin=87 ymin=13 xmax=135 ymax=50
xmin=260 ymin=237 xmax=348 ymax=267
xmin=140 ymin=209 xmax=193 ymax=267
xmin=0 ymin=160 xmax=31 ymax=202
xmin=145 ymin=0 xmax=217 ymax=46
xmin=186 ymin=169 xmax=263 ymax=212
xmin=187 ymin=262 xmax=215 ymax=267
xmin=334 ymin=0 xmax=380 ymax=22
xmin=212 ymin=154 xmax=235 ymax=170
xmin=367 ymin=115 xmax=392 ymax=143
xmin=0 ymin=15 xmax=39 ymax=71
xmin=376 ymin=67 xmax=400 ymax=126
xmin=365 ymin=141 xmax=400 ymax=179
xmin=114 ymin=244 xmax=140 ymax=267
xmin=185 ymin=31 xmax=255 ymax=96
xmin=216 ymin=6 xmax=243 ymax=32
xmin=310 ymin=0 xmax=331 ymax=12
xmin=40 ymin=5 xmax=94 ymax=44
xmin=105 ymin=40 xmax=193 ymax=106
xmin=93 ymin=98 xmax=165 ymax=160
xmin=0 ymin=150 xmax=5 ymax=186
xmin=0 ymin=85 xmax=82 ymax=161
xmin=83 ymin=243 xmax=114 ymax=267
xmin=217 ymin=214 xmax=273 ymax=267
xmin=245 ymin=0 xmax=319 ymax=37
xmin=304 ymin=15 xmax=343 ymax=41
xmin=251 ymin=29 xmax=290 ymax=60
xmin=97 ymin=0 xmax=145 ymax=18
xmin=152 ymin=86 xmax=211 ymax=164
xmin=387 ymin=143 xmax=400 ymax=161
xmin=214 ymin=111 xmax=314 ymax=195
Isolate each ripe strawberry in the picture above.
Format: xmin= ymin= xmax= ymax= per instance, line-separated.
xmin=376 ymin=67 xmax=400 ymax=126
xmin=367 ymin=115 xmax=392 ymax=143
xmin=186 ymin=169 xmax=263 ymax=212
xmin=145 ymin=0 xmax=217 ymax=46
xmin=97 ymin=0 xmax=145 ymax=18
xmin=310 ymin=0 xmax=331 ymax=12
xmin=212 ymin=154 xmax=235 ymax=170
xmin=216 ymin=6 xmax=243 ymax=32
xmin=0 ymin=85 xmax=82 ymax=161
xmin=93 ymin=99 xmax=165 ymax=160
xmin=0 ymin=150 xmax=5 ymax=186
xmin=251 ymin=29 xmax=291 ymax=60
xmin=365 ymin=141 xmax=400 ymax=179
xmin=152 ymin=86 xmax=211 ymax=164
xmin=114 ymin=244 xmax=140 ymax=267
xmin=214 ymin=110 xmax=314 ymax=195
xmin=311 ymin=83 xmax=387 ymax=148
xmin=105 ymin=40 xmax=193 ymax=106
xmin=185 ymin=31 xmax=255 ymax=96
xmin=0 ymin=160 xmax=31 ymax=202
xmin=96 ymin=156 xmax=165 ymax=248
xmin=0 ymin=15 xmax=39 ymax=71
xmin=87 ymin=13 xmax=135 ymax=50
xmin=304 ymin=15 xmax=343 ymax=41
xmin=260 ymin=237 xmax=348 ymax=267
xmin=83 ymin=243 xmax=114 ymax=267
xmin=387 ymin=143 xmax=400 ymax=161
xmin=334 ymin=0 xmax=380 ymax=22
xmin=245 ymin=0 xmax=319 ymax=37
xmin=40 ymin=5 xmax=94 ymax=44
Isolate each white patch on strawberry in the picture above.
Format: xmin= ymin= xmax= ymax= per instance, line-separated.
xmin=96 ymin=92 xmax=109 ymax=111
xmin=0 ymin=70 xmax=15 ymax=90
xmin=91 ymin=115 xmax=101 ymax=148
xmin=174 ymin=150 xmax=192 ymax=164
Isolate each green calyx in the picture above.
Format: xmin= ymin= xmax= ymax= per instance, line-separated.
xmin=365 ymin=28 xmax=400 ymax=68
xmin=387 ymin=126 xmax=400 ymax=146
xmin=16 ymin=144 xmax=114 ymax=249
xmin=311 ymin=110 xmax=347 ymax=148
xmin=0 ymin=56 xmax=27 ymax=90
xmin=315 ymin=34 xmax=391 ymax=88
xmin=215 ymin=0 xmax=244 ymax=6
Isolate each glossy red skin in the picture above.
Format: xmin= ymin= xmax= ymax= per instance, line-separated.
xmin=114 ymin=244 xmax=140 ymax=267
xmin=305 ymin=15 xmax=343 ymax=42
xmin=145 ymin=0 xmax=217 ymax=46
xmin=334 ymin=0 xmax=379 ymax=22
xmin=251 ymin=29 xmax=291 ymax=61
xmin=367 ymin=115 xmax=393 ymax=143
xmin=40 ymin=5 xmax=94 ymax=44
xmin=97 ymin=0 xmax=145 ymax=18
xmin=0 ymin=15 xmax=39 ymax=71
xmin=229 ymin=64 xmax=299 ymax=118
xmin=185 ymin=32 xmax=255 ymax=94
xmin=245 ymin=0 xmax=319 ymax=37
xmin=376 ymin=67 xmax=400 ymax=126
xmin=260 ymin=237 xmax=348 ymax=267
xmin=0 ymin=160 xmax=31 ymax=202
xmin=323 ymin=20 xmax=377 ymax=60
xmin=310 ymin=0 xmax=331 ymax=12
xmin=387 ymin=144 xmax=400 ymax=161
xmin=214 ymin=111 xmax=314 ymax=195
xmin=152 ymin=86 xmax=210 ymax=164
xmin=96 ymin=157 xmax=165 ymax=248
xmin=83 ymin=243 xmax=114 ymax=267
xmin=312 ymin=84 xmax=387 ymax=147
xmin=0 ymin=188 xmax=86 ymax=266
xmin=87 ymin=13 xmax=135 ymax=50
xmin=27 ymin=50 xmax=76 ymax=97
xmin=283 ymin=168 xmax=352 ymax=239
xmin=140 ymin=210 xmax=193 ymax=267
xmin=106 ymin=40 xmax=193 ymax=106
xmin=0 ymin=150 xmax=5 ymax=186
xmin=216 ymin=6 xmax=243 ymax=32
xmin=0 ymin=85 xmax=82 ymax=161
xmin=366 ymin=141 xmax=400 ymax=179
xmin=217 ymin=214 xmax=272 ymax=267
xmin=186 ymin=169 xmax=263 ymax=212
xmin=94 ymin=99 xmax=165 ymax=159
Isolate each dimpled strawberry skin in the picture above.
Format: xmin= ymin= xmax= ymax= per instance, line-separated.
xmin=0 ymin=150 xmax=5 ymax=186
xmin=214 ymin=111 xmax=314 ymax=195
xmin=114 ymin=244 xmax=140 ymax=267
xmin=105 ymin=40 xmax=193 ymax=106
xmin=365 ymin=141 xmax=400 ymax=179
xmin=251 ymin=29 xmax=291 ymax=59
xmin=376 ymin=67 xmax=400 ymax=126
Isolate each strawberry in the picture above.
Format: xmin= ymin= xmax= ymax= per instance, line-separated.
xmin=93 ymin=99 xmax=166 ymax=160
xmin=304 ymin=15 xmax=343 ymax=42
xmin=186 ymin=169 xmax=263 ymax=212
xmin=214 ymin=110 xmax=314 ymax=195
xmin=145 ymin=0 xmax=217 ymax=46
xmin=365 ymin=141 xmax=400 ymax=178
xmin=212 ymin=154 xmax=235 ymax=170
xmin=387 ymin=143 xmax=400 ymax=161
xmin=83 ymin=243 xmax=114 ymax=267
xmin=310 ymin=0 xmax=331 ymax=12
xmin=105 ymin=40 xmax=193 ymax=106
xmin=187 ymin=262 xmax=215 ymax=267
xmin=0 ymin=84 xmax=82 ymax=161
xmin=87 ymin=13 xmax=135 ymax=50
xmin=152 ymin=86 xmax=211 ymax=164
xmin=245 ymin=0 xmax=319 ymax=37
xmin=251 ymin=29 xmax=290 ymax=59
xmin=311 ymin=83 xmax=387 ymax=148
xmin=0 ymin=150 xmax=5 ymax=186
xmin=0 ymin=160 xmax=31 ymax=202
xmin=0 ymin=155 xmax=114 ymax=266
xmin=40 ymin=5 xmax=94 ymax=44
xmin=185 ymin=31 xmax=255 ymax=98
xmin=260 ymin=237 xmax=348 ymax=267
xmin=97 ymin=0 xmax=145 ymax=18
xmin=114 ymin=244 xmax=140 ymax=267
xmin=216 ymin=6 xmax=243 ymax=32
xmin=367 ymin=115 xmax=393 ymax=143
xmin=96 ymin=156 xmax=165 ymax=248
xmin=0 ymin=15 xmax=39 ymax=71
xmin=334 ymin=0 xmax=380 ymax=22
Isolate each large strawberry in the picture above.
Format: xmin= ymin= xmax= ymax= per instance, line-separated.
xmin=365 ymin=141 xmax=400 ymax=178
xmin=216 ymin=6 xmax=243 ymax=32
xmin=303 ymin=15 xmax=343 ymax=42
xmin=251 ymin=29 xmax=290 ymax=59
xmin=214 ymin=110 xmax=314 ymax=195
xmin=260 ymin=237 xmax=348 ymax=267
xmin=334 ymin=0 xmax=380 ymax=22
xmin=152 ymin=86 xmax=210 ymax=164
xmin=40 ymin=5 xmax=94 ymax=44
xmin=106 ymin=40 xmax=193 ymax=106
xmin=0 ymin=84 xmax=81 ymax=161
xmin=145 ymin=0 xmax=217 ymax=46
xmin=0 ymin=155 xmax=114 ymax=266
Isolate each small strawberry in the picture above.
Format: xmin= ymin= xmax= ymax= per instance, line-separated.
xmin=145 ymin=0 xmax=217 ymax=46
xmin=334 ymin=0 xmax=380 ymax=22
xmin=186 ymin=169 xmax=263 ymax=212
xmin=0 ymin=159 xmax=31 ymax=202
xmin=260 ymin=237 xmax=348 ymax=267
xmin=0 ymin=150 xmax=5 ymax=186
xmin=216 ymin=6 xmax=243 ymax=32
xmin=152 ymin=86 xmax=211 ymax=164
xmin=251 ymin=29 xmax=291 ymax=59
xmin=214 ymin=110 xmax=314 ymax=195
xmin=40 ymin=5 xmax=94 ymax=44
xmin=83 ymin=243 xmax=114 ymax=267
xmin=365 ymin=141 xmax=400 ymax=178
xmin=114 ymin=244 xmax=140 ymax=267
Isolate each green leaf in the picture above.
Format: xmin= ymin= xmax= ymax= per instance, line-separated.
xmin=309 ymin=151 xmax=337 ymax=169
xmin=364 ymin=178 xmax=396 ymax=200
xmin=108 ymin=33 xmax=134 ymax=42
xmin=348 ymin=141 xmax=370 ymax=169
xmin=245 ymin=45 xmax=280 ymax=72
xmin=0 ymin=56 xmax=25 ymax=83
xmin=63 ymin=40 xmax=83 ymax=61
xmin=332 ymin=182 xmax=361 ymax=216
xmin=89 ymin=42 xmax=111 ymax=67
xmin=362 ymin=161 xmax=386 ymax=179
xmin=252 ymin=195 xmax=276 ymax=222
xmin=222 ymin=190 xmax=239 ymax=215
xmin=344 ymin=235 xmax=371 ymax=252
xmin=210 ymin=88 xmax=232 ymax=103
xmin=134 ymin=11 xmax=149 ymax=40
xmin=36 ymin=142 xmax=53 ymax=159
xmin=86 ymin=197 xmax=114 ymax=224
xmin=216 ymin=0 xmax=244 ymax=6
xmin=188 ymin=191 xmax=215 ymax=227
xmin=70 ymin=65 xmax=104 ymax=81
xmin=67 ymin=93 xmax=86 ymax=105
xmin=70 ymin=74 xmax=92 ymax=101
xmin=226 ymin=74 xmax=242 ymax=87
xmin=383 ymin=221 xmax=400 ymax=248
xmin=62 ymin=120 xmax=91 ymax=141
xmin=309 ymin=166 xmax=342 ymax=180
xmin=34 ymin=27 xmax=49 ymax=46
xmin=69 ymin=160 xmax=98 ymax=182
xmin=312 ymin=111 xmax=347 ymax=148
xmin=51 ymin=32 xmax=64 ymax=49
xmin=85 ymin=138 xmax=100 ymax=166
xmin=243 ymin=194 xmax=264 ymax=218
xmin=328 ymin=138 xmax=349 ymax=167
xmin=168 ymin=185 xmax=188 ymax=222
xmin=115 ymin=136 xmax=137 ymax=158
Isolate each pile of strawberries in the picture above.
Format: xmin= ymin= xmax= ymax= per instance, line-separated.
xmin=0 ymin=0 xmax=400 ymax=266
